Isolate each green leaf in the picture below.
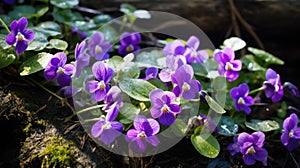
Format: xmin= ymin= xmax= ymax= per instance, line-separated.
xmin=119 ymin=103 xmax=140 ymax=124
xmin=135 ymin=50 xmax=166 ymax=68
xmin=120 ymin=3 xmax=136 ymax=14
xmin=93 ymin=14 xmax=112 ymax=25
xmin=191 ymin=134 xmax=220 ymax=158
xmin=205 ymin=95 xmax=226 ymax=114
xmin=19 ymin=52 xmax=53 ymax=76
xmin=27 ymin=32 xmax=48 ymax=51
xmin=119 ymin=79 xmax=157 ymax=101
xmin=213 ymin=76 xmax=227 ymax=91
xmin=0 ymin=34 xmax=11 ymax=49
xmin=50 ymin=0 xmax=79 ymax=9
xmin=218 ymin=116 xmax=238 ymax=136
xmin=104 ymin=56 xmax=124 ymax=72
xmin=49 ymin=39 xmax=68 ymax=50
xmin=148 ymin=78 xmax=169 ymax=91
xmin=248 ymin=47 xmax=284 ymax=65
xmin=98 ymin=25 xmax=119 ymax=43
xmin=52 ymin=8 xmax=83 ymax=23
xmin=241 ymin=54 xmax=266 ymax=71
xmin=33 ymin=21 xmax=61 ymax=37
xmin=31 ymin=6 xmax=49 ymax=18
xmin=119 ymin=62 xmax=140 ymax=79
xmin=191 ymin=63 xmax=208 ymax=77
xmin=65 ymin=21 xmax=96 ymax=31
xmin=0 ymin=47 xmax=16 ymax=69
xmin=8 ymin=5 xmax=36 ymax=19
xmin=245 ymin=119 xmax=280 ymax=132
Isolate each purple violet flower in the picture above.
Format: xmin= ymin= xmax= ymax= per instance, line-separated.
xmin=184 ymin=36 xmax=209 ymax=64
xmin=141 ymin=67 xmax=158 ymax=80
xmin=44 ymin=52 xmax=75 ymax=86
xmin=284 ymin=82 xmax=299 ymax=97
xmin=103 ymin=86 xmax=124 ymax=121
xmin=281 ymin=113 xmax=300 ymax=151
xmin=163 ymin=40 xmax=185 ymax=56
xmin=230 ymin=83 xmax=254 ymax=115
xmin=158 ymin=55 xmax=186 ymax=82
xmin=171 ymin=64 xmax=201 ymax=100
xmin=213 ymin=48 xmax=242 ymax=81
xmin=74 ymin=41 xmax=90 ymax=77
xmin=88 ymin=32 xmax=111 ymax=60
xmin=91 ymin=115 xmax=123 ymax=145
xmin=193 ymin=114 xmax=219 ymax=133
xmin=126 ymin=115 xmax=160 ymax=153
xmin=5 ymin=17 xmax=34 ymax=55
xmin=263 ymin=68 xmax=284 ymax=103
xmin=118 ymin=32 xmax=141 ymax=56
xmin=71 ymin=26 xmax=87 ymax=40
xmin=85 ymin=61 xmax=114 ymax=102
xmin=150 ymin=89 xmax=181 ymax=126
xmin=227 ymin=136 xmax=241 ymax=156
xmin=238 ymin=132 xmax=268 ymax=166
xmin=3 ymin=0 xmax=16 ymax=5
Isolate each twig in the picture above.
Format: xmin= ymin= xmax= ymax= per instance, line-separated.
xmin=227 ymin=0 xmax=264 ymax=49
xmin=0 ymin=18 xmax=11 ymax=33
xmin=289 ymin=151 xmax=300 ymax=168
xmin=228 ymin=0 xmax=240 ymax=37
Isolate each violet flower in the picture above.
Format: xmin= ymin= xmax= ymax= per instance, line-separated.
xmin=195 ymin=114 xmax=219 ymax=132
xmin=184 ymin=36 xmax=209 ymax=64
xmin=238 ymin=132 xmax=268 ymax=166
xmin=284 ymin=82 xmax=299 ymax=97
xmin=163 ymin=40 xmax=185 ymax=56
xmin=118 ymin=32 xmax=141 ymax=56
xmin=126 ymin=115 xmax=160 ymax=153
xmin=103 ymin=86 xmax=123 ymax=121
xmin=44 ymin=52 xmax=75 ymax=86
xmin=71 ymin=26 xmax=87 ymax=40
xmin=227 ymin=136 xmax=241 ymax=156
xmin=141 ymin=67 xmax=158 ymax=80
xmin=281 ymin=113 xmax=300 ymax=151
xmin=213 ymin=48 xmax=242 ymax=81
xmin=3 ymin=0 xmax=16 ymax=5
xmin=5 ymin=17 xmax=34 ymax=55
xmin=74 ymin=41 xmax=90 ymax=77
xmin=150 ymin=89 xmax=181 ymax=126
xmin=85 ymin=61 xmax=114 ymax=101
xmin=158 ymin=55 xmax=186 ymax=82
xmin=171 ymin=64 xmax=201 ymax=100
xmin=230 ymin=83 xmax=254 ymax=115
xmin=91 ymin=115 xmax=123 ymax=145
xmin=88 ymin=32 xmax=111 ymax=60
xmin=263 ymin=68 xmax=284 ymax=103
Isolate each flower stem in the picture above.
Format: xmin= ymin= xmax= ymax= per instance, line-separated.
xmin=77 ymin=104 xmax=106 ymax=115
xmin=289 ymin=151 xmax=300 ymax=168
xmin=28 ymin=77 xmax=64 ymax=100
xmin=0 ymin=18 xmax=11 ymax=33
xmin=83 ymin=117 xmax=101 ymax=122
xmin=249 ymin=86 xmax=265 ymax=95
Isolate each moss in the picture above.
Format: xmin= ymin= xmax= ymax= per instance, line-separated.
xmin=38 ymin=137 xmax=75 ymax=168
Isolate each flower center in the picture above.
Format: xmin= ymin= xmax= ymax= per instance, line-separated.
xmin=102 ymin=122 xmax=111 ymax=130
xmin=246 ymin=146 xmax=256 ymax=155
xmin=57 ymin=67 xmax=65 ymax=75
xmin=161 ymin=104 xmax=170 ymax=113
xmin=95 ymin=45 xmax=102 ymax=54
xmin=138 ymin=132 xmax=146 ymax=139
xmin=225 ymin=62 xmax=233 ymax=71
xmin=289 ymin=129 xmax=294 ymax=138
xmin=238 ymin=97 xmax=245 ymax=105
xmin=182 ymin=82 xmax=191 ymax=92
xmin=191 ymin=51 xmax=197 ymax=58
xmin=98 ymin=81 xmax=106 ymax=90
xmin=16 ymin=32 xmax=24 ymax=41
xmin=126 ymin=45 xmax=134 ymax=53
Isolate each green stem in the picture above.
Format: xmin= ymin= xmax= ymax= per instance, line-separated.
xmin=77 ymin=104 xmax=106 ymax=115
xmin=28 ymin=78 xmax=64 ymax=100
xmin=249 ymin=86 xmax=265 ymax=95
xmin=83 ymin=117 xmax=101 ymax=122
xmin=0 ymin=18 xmax=11 ymax=33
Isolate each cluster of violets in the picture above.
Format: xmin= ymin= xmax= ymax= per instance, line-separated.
xmin=5 ymin=17 xmax=300 ymax=164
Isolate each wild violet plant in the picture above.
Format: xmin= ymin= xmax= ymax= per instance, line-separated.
xmin=0 ymin=2 xmax=299 ymax=166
